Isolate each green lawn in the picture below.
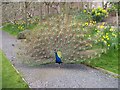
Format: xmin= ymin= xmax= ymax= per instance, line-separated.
xmin=2 ymin=23 xmax=37 ymax=36
xmin=0 ymin=51 xmax=2 ymax=89
xmin=1 ymin=50 xmax=29 ymax=88
xmin=82 ymin=50 xmax=118 ymax=74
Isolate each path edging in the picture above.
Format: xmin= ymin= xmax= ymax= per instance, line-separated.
xmin=94 ymin=67 xmax=119 ymax=78
xmin=11 ymin=64 xmax=31 ymax=88
xmin=82 ymin=63 xmax=119 ymax=78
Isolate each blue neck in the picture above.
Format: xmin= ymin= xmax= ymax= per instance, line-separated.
xmin=55 ymin=52 xmax=58 ymax=57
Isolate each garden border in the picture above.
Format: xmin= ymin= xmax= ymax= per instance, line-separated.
xmin=82 ymin=63 xmax=119 ymax=78
xmin=11 ymin=64 xmax=31 ymax=88
xmin=94 ymin=67 xmax=119 ymax=78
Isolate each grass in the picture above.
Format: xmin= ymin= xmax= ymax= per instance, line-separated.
xmin=0 ymin=52 xmax=2 ymax=90
xmin=0 ymin=50 xmax=29 ymax=88
xmin=2 ymin=22 xmax=38 ymax=36
xmin=75 ymin=11 xmax=92 ymax=22
xmin=82 ymin=49 xmax=118 ymax=74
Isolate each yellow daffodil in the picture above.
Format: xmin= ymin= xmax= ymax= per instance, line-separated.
xmin=103 ymin=36 xmax=105 ymax=38
xmin=18 ymin=26 xmax=20 ymax=29
xmin=97 ymin=30 xmax=100 ymax=33
xmin=92 ymin=9 xmax=94 ymax=12
xmin=103 ymin=10 xmax=108 ymax=15
xmin=90 ymin=44 xmax=92 ymax=47
xmin=107 ymin=37 xmax=110 ymax=40
xmin=97 ymin=13 xmax=100 ymax=16
xmin=90 ymin=21 xmax=92 ymax=23
xmin=93 ymin=21 xmax=96 ymax=24
xmin=110 ymin=28 xmax=113 ymax=31
xmin=112 ymin=33 xmax=117 ymax=38
xmin=108 ymin=44 xmax=110 ymax=47
xmin=102 ymin=22 xmax=105 ymax=25
xmin=100 ymin=25 xmax=104 ymax=29
xmin=104 ymin=41 xmax=107 ymax=44
xmin=106 ymin=33 xmax=108 ymax=35
xmin=90 ymin=22 xmax=93 ymax=26
xmin=85 ymin=22 xmax=88 ymax=26
xmin=106 ymin=35 xmax=108 ymax=38
xmin=83 ymin=10 xmax=86 ymax=13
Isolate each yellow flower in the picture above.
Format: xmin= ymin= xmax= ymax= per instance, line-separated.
xmin=102 ymin=10 xmax=106 ymax=13
xmin=112 ymin=33 xmax=115 ymax=36
xmin=85 ymin=22 xmax=88 ymax=26
xmin=99 ymin=25 xmax=104 ymax=29
xmin=110 ymin=28 xmax=113 ymax=31
xmin=98 ymin=7 xmax=102 ymax=11
xmin=18 ymin=26 xmax=20 ymax=29
xmin=97 ymin=30 xmax=100 ymax=33
xmin=90 ymin=23 xmax=93 ymax=26
xmin=106 ymin=35 xmax=108 ymax=38
xmin=104 ymin=41 xmax=107 ymax=44
xmin=106 ymin=33 xmax=108 ymax=35
xmin=103 ymin=36 xmax=105 ymax=38
xmin=92 ymin=9 xmax=95 ymax=12
xmin=112 ymin=33 xmax=117 ymax=37
xmin=108 ymin=44 xmax=110 ymax=47
xmin=93 ymin=21 xmax=96 ymax=24
xmin=83 ymin=10 xmax=86 ymax=13
xmin=97 ymin=13 xmax=100 ymax=16
xmin=107 ymin=37 xmax=110 ymax=40
xmin=102 ymin=22 xmax=105 ymax=25
xmin=90 ymin=44 xmax=92 ymax=47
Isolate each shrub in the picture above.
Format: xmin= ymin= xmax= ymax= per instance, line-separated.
xmin=107 ymin=5 xmax=117 ymax=13
xmin=91 ymin=7 xmax=108 ymax=22
xmin=95 ymin=23 xmax=118 ymax=50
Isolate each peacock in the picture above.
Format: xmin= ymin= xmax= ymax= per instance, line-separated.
xmin=54 ymin=49 xmax=62 ymax=64
xmin=19 ymin=13 xmax=106 ymax=65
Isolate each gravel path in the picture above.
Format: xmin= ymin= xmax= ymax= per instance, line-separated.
xmin=0 ymin=30 xmax=17 ymax=61
xmin=0 ymin=30 xmax=118 ymax=88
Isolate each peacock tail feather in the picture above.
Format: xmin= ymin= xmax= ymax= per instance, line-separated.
xmin=18 ymin=13 xmax=107 ymax=65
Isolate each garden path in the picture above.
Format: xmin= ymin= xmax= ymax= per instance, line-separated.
xmin=0 ymin=30 xmax=118 ymax=88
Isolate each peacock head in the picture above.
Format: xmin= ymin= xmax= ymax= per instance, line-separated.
xmin=54 ymin=49 xmax=57 ymax=53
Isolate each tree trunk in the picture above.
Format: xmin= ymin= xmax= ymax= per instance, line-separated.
xmin=25 ymin=2 xmax=28 ymax=29
xmin=116 ymin=10 xmax=118 ymax=27
xmin=40 ymin=2 xmax=42 ymax=20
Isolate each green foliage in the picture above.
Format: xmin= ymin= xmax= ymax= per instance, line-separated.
xmin=2 ymin=21 xmax=37 ymax=36
xmin=0 ymin=53 xmax=1 ymax=90
xmin=1 ymin=51 xmax=29 ymax=88
xmin=94 ymin=24 xmax=118 ymax=50
xmin=107 ymin=5 xmax=117 ymax=13
xmin=75 ymin=11 xmax=92 ymax=22
xmin=91 ymin=7 xmax=108 ymax=22
xmin=82 ymin=49 xmax=118 ymax=74
xmin=109 ymin=2 xmax=120 ymax=13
